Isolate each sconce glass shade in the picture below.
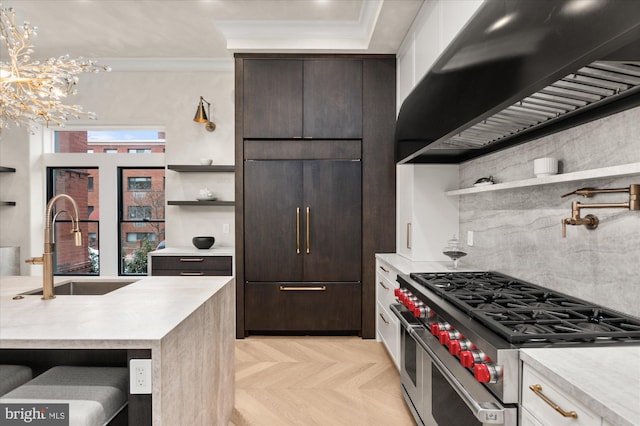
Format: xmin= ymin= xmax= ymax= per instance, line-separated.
xmin=193 ymin=96 xmax=216 ymax=131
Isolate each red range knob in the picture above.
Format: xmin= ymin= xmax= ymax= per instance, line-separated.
xmin=413 ymin=304 xmax=433 ymax=319
xmin=460 ymin=349 xmax=487 ymax=368
xmin=448 ymin=338 xmax=475 ymax=356
xmin=474 ymin=363 xmax=502 ymax=384
xmin=394 ymin=288 xmax=402 ymax=298
xmin=430 ymin=322 xmax=450 ymax=336
xmin=439 ymin=329 xmax=461 ymax=345
xmin=406 ymin=296 xmax=419 ymax=310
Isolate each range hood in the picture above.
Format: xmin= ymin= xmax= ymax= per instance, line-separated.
xmin=395 ymin=0 xmax=640 ymax=164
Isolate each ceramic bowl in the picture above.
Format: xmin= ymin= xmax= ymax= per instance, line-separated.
xmin=192 ymin=236 xmax=215 ymax=249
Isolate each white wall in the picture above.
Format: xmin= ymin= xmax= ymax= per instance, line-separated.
xmin=0 ymin=62 xmax=236 ymax=275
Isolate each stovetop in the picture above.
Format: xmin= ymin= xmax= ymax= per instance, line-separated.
xmin=407 ymin=271 xmax=640 ymax=344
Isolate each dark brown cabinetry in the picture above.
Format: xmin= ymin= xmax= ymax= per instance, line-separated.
xmin=236 ymin=54 xmax=396 ymax=338
xmin=243 ymin=159 xmax=361 ymax=333
xmin=243 ymin=59 xmax=362 ymax=139
xmin=151 ymin=255 xmax=232 ymax=276
xmin=244 ymin=160 xmax=361 ymax=282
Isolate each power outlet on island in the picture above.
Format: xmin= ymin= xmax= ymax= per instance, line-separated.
xmin=130 ymin=359 xmax=152 ymax=394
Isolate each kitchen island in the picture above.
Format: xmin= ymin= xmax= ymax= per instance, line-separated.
xmin=0 ymin=275 xmax=235 ymax=425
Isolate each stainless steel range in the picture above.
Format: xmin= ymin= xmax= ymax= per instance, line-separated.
xmin=390 ymin=271 xmax=640 ymax=426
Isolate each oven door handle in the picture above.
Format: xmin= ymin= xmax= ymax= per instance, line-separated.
xmin=389 ymin=303 xmax=421 ymax=330
xmin=409 ymin=329 xmax=506 ymax=425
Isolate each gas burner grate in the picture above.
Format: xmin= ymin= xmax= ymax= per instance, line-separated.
xmin=408 ymin=271 xmax=640 ymax=343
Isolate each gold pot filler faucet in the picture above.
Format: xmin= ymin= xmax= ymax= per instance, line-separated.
xmin=561 ymin=184 xmax=639 ymax=238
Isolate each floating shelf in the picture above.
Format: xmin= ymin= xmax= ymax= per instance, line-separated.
xmin=445 ymin=162 xmax=640 ymax=196
xmin=167 ymin=165 xmax=235 ymax=172
xmin=168 ymin=200 xmax=234 ymax=206
xmin=1 ymin=167 xmax=16 ymax=205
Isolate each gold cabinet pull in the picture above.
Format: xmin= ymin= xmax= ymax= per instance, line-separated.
xmin=279 ymin=285 xmax=327 ymax=291
xmin=406 ymin=223 xmax=412 ymax=249
xmin=379 ymin=312 xmax=389 ymax=325
xmin=296 ymin=207 xmax=301 ymax=254
xmin=379 ymin=265 xmax=389 ymax=273
xmin=529 ymin=384 xmax=578 ymax=419
xmin=180 ymin=258 xmax=205 ymax=262
xmin=378 ymin=280 xmax=389 ymax=290
xmin=306 ymin=207 xmax=310 ymax=254
xmin=180 ymin=272 xmax=205 ymax=276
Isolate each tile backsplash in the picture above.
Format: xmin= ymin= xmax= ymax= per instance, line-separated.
xmin=459 ymin=106 xmax=640 ymax=317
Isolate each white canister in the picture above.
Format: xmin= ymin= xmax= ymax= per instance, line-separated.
xmin=533 ymin=157 xmax=558 ymax=177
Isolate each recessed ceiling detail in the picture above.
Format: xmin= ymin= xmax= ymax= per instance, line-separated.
xmin=215 ymin=0 xmax=384 ymax=51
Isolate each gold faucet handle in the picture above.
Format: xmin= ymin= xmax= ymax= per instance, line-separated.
xmin=561 ymin=188 xmax=596 ymax=198
xmin=25 ymin=256 xmax=44 ymax=265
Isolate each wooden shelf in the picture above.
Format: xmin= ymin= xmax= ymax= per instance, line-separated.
xmin=0 ymin=167 xmax=16 ymax=173
xmin=168 ymin=200 xmax=234 ymax=206
xmin=445 ymin=162 xmax=640 ymax=196
xmin=167 ymin=165 xmax=235 ymax=172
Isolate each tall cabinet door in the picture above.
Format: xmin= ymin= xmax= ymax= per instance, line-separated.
xmin=303 ymin=160 xmax=361 ymax=281
xmin=244 ymin=160 xmax=303 ymax=281
xmin=243 ymin=60 xmax=303 ymax=139
xmin=303 ymin=60 xmax=363 ymax=139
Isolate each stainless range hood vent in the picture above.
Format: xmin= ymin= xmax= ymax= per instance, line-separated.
xmin=395 ymin=0 xmax=640 ymax=164
xmin=442 ymin=61 xmax=640 ymax=149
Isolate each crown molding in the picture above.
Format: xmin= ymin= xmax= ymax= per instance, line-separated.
xmin=215 ymin=0 xmax=384 ymax=51
xmin=98 ymin=57 xmax=234 ymax=72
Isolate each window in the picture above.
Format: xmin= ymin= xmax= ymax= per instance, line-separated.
xmin=48 ymin=167 xmax=100 ymax=275
xmin=128 ymin=206 xmax=152 ymax=220
xmin=55 ymin=130 xmax=165 ymax=154
xmin=126 ymin=233 xmax=156 ymax=242
xmin=128 ymin=177 xmax=151 ymax=191
xmin=50 ymin=129 xmax=165 ymax=276
xmin=119 ymin=168 xmax=165 ymax=275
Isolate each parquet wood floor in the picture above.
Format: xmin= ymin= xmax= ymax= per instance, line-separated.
xmin=230 ymin=336 xmax=416 ymax=426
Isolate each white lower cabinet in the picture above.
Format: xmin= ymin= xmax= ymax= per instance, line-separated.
xmin=521 ymin=364 xmax=603 ymax=425
xmin=375 ymin=258 xmax=400 ymax=370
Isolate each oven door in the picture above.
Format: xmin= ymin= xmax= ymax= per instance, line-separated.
xmin=393 ymin=304 xmax=425 ymax=425
xmin=414 ymin=326 xmax=518 ymax=426
xmin=391 ymin=304 xmax=518 ymax=426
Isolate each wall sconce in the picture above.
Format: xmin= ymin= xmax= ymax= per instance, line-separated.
xmin=193 ymin=96 xmax=216 ymax=132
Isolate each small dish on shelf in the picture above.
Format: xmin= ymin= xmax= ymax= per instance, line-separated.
xmin=473 ymin=176 xmax=495 ymax=187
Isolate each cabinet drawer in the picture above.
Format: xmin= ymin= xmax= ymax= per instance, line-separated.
xmin=376 ymin=272 xmax=398 ymax=313
xmin=376 ymin=301 xmax=400 ymax=371
xmin=522 ymin=365 xmax=601 ymax=426
xmin=375 ymin=260 xmax=397 ymax=283
xmin=245 ymin=282 xmax=361 ymax=332
xmin=151 ymin=256 xmax=232 ymax=272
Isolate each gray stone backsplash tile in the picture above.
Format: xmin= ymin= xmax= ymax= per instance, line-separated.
xmin=458 ymin=106 xmax=640 ymax=318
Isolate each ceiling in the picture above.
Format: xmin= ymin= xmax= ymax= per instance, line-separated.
xmin=2 ymin=0 xmax=424 ymax=65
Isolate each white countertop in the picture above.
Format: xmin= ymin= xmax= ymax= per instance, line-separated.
xmin=149 ymin=246 xmax=234 ymax=256
xmin=0 ymin=275 xmax=234 ymax=348
xmin=521 ymin=347 xmax=640 ymax=426
xmin=375 ymin=253 xmax=480 ymax=274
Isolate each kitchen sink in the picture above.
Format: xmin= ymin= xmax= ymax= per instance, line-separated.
xmin=21 ymin=280 xmax=137 ymax=296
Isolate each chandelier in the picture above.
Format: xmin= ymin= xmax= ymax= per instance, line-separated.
xmin=0 ymin=6 xmax=110 ymax=130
